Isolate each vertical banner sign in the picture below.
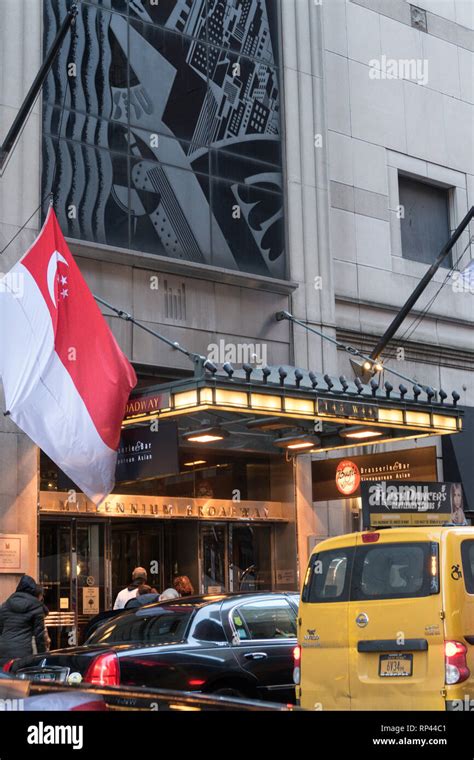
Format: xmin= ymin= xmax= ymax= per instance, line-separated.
xmin=361 ymin=481 xmax=468 ymax=528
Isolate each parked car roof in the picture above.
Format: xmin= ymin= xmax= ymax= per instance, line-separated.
xmin=133 ymin=591 xmax=299 ymax=610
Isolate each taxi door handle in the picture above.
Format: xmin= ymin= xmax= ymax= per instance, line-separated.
xmin=244 ymin=652 xmax=268 ymax=660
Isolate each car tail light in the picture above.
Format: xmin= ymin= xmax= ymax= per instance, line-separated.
xmin=362 ymin=532 xmax=380 ymax=543
xmin=445 ymin=640 xmax=470 ymax=685
xmin=84 ymin=652 xmax=120 ymax=686
xmin=2 ymin=659 xmax=15 ymax=673
xmin=293 ymin=645 xmax=301 ymax=685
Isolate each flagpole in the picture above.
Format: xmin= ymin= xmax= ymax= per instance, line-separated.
xmin=0 ymin=4 xmax=79 ymax=174
xmin=93 ymin=294 xmax=216 ymax=378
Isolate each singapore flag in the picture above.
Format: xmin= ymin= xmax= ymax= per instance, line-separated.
xmin=0 ymin=208 xmax=137 ymax=504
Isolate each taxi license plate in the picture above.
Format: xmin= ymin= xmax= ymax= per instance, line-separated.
xmin=379 ymin=653 xmax=413 ymax=677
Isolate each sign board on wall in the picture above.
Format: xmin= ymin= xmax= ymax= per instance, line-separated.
xmin=312 ymin=447 xmax=438 ymax=502
xmin=361 ymin=481 xmax=469 ymax=528
xmin=39 ymin=493 xmax=288 ymax=522
xmin=0 ymin=534 xmax=29 ymax=573
xmin=82 ymin=587 xmax=100 ymax=615
xmin=124 ymin=392 xmax=171 ymax=420
xmin=115 ymin=420 xmax=179 ymax=482
xmin=57 ymin=420 xmax=180 ymax=490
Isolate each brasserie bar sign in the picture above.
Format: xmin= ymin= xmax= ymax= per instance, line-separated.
xmin=312 ymin=447 xmax=438 ymax=501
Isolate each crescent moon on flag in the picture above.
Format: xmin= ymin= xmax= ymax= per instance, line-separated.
xmin=47 ymin=250 xmax=69 ymax=308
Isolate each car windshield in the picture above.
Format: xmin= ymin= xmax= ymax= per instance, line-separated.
xmin=87 ymin=605 xmax=195 ymax=645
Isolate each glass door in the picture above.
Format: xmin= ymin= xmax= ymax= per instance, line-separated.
xmin=39 ymin=519 xmax=106 ymax=648
xmin=39 ymin=521 xmax=73 ymax=650
xmin=111 ymin=523 xmax=163 ymax=602
xmin=229 ymin=524 xmax=273 ymax=592
xmin=111 ymin=528 xmax=139 ymax=602
xmin=200 ymin=524 xmax=228 ymax=594
xmin=76 ymin=522 xmax=106 ymax=641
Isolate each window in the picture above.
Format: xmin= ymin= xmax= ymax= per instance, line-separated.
xmin=461 ymin=540 xmax=474 ymax=594
xmin=399 ymin=175 xmax=451 ymax=266
xmin=231 ymin=599 xmax=296 ymax=640
xmin=88 ymin=606 xmax=194 ymax=645
xmin=192 ymin=616 xmax=227 ymax=642
xmin=302 ymin=548 xmax=354 ymax=603
xmin=351 ymin=543 xmax=434 ymax=601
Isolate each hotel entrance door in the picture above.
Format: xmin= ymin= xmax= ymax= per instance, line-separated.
xmin=199 ymin=523 xmax=273 ymax=593
xmin=39 ymin=519 xmax=106 ymax=649
xmin=110 ymin=523 xmax=163 ymax=603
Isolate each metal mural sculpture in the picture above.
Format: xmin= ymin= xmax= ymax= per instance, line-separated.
xmin=42 ymin=0 xmax=284 ymax=278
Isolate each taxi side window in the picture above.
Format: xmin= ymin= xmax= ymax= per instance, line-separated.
xmin=461 ymin=540 xmax=474 ymax=594
xmin=351 ymin=542 xmax=432 ymax=601
xmin=302 ymin=548 xmax=354 ymax=603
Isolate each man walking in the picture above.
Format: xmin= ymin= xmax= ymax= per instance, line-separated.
xmin=113 ymin=567 xmax=148 ymax=610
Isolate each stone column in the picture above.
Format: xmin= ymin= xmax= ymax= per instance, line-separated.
xmin=0 ymin=0 xmax=43 ymax=598
xmin=281 ymin=0 xmax=336 ymax=582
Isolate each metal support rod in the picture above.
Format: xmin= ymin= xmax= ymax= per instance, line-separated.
xmin=275 ymin=310 xmax=433 ymax=389
xmin=369 ymin=206 xmax=474 ymax=360
xmin=0 ymin=4 xmax=78 ymax=172
xmin=93 ymin=294 xmax=211 ymax=377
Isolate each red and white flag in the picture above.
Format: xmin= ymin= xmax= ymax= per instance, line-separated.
xmin=0 ymin=208 xmax=137 ymax=504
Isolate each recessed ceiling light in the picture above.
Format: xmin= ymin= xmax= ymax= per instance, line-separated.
xmin=339 ymin=426 xmax=384 ymax=440
xmin=273 ymin=434 xmax=320 ymax=450
xmin=183 ymin=460 xmax=207 ymax=466
xmin=183 ymin=427 xmax=229 ymax=444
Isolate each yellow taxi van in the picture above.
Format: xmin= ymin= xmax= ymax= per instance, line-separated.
xmin=295 ymin=526 xmax=474 ymax=710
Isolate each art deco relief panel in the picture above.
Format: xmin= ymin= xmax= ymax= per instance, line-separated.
xmin=42 ymin=0 xmax=285 ymax=278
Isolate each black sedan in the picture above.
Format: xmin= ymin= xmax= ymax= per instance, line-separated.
xmin=9 ymin=593 xmax=299 ymax=703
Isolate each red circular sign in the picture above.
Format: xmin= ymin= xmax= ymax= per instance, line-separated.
xmin=335 ymin=460 xmax=361 ymax=496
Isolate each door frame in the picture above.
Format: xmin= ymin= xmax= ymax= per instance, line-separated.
xmin=229 ymin=522 xmax=275 ymax=592
xmin=198 ymin=522 xmax=229 ymax=594
xmin=39 ymin=516 xmax=107 ymax=647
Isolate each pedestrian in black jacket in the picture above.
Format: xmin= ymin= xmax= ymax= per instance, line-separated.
xmin=0 ymin=575 xmax=47 ymax=664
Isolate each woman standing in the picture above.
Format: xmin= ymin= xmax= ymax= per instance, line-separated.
xmin=0 ymin=575 xmax=47 ymax=665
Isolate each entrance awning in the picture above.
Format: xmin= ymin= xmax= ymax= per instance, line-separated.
xmin=122 ymin=365 xmax=462 ymax=455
